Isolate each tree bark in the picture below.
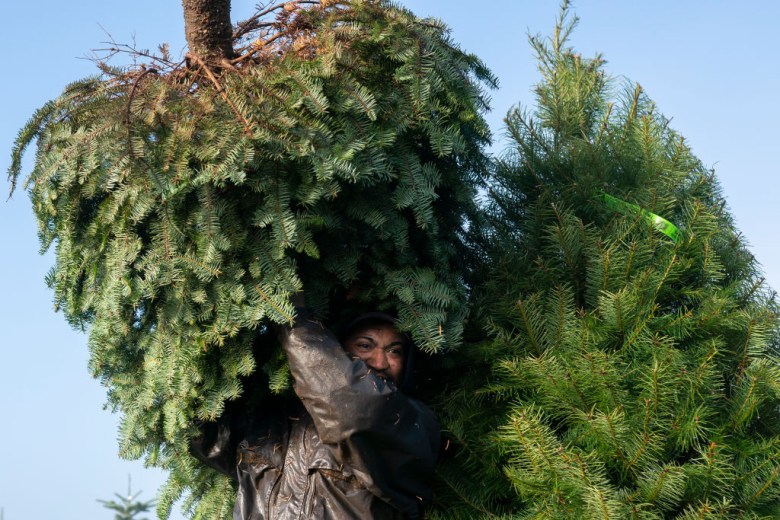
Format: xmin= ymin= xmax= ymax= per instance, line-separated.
xmin=182 ymin=0 xmax=235 ymax=63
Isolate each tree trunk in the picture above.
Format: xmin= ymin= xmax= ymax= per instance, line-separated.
xmin=182 ymin=0 xmax=235 ymax=63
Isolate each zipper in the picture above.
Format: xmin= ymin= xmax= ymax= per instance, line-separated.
xmin=266 ymin=470 xmax=283 ymax=519
xmin=297 ymin=418 xmax=314 ymax=519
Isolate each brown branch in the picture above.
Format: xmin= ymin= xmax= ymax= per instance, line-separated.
xmin=230 ymin=28 xmax=299 ymax=65
xmin=233 ymin=0 xmax=324 ymax=39
xmin=187 ymin=52 xmax=254 ymax=136
xmin=91 ymin=43 xmax=183 ymax=74
xmin=122 ymin=67 xmax=160 ymax=177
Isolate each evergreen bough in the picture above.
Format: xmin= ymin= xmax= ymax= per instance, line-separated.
xmin=432 ymin=6 xmax=780 ymax=519
xmin=8 ymin=1 xmax=494 ymax=517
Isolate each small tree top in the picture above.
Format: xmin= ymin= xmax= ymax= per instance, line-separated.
xmin=98 ymin=476 xmax=155 ymax=520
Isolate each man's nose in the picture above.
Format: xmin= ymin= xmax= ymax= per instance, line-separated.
xmin=368 ymin=349 xmax=389 ymax=371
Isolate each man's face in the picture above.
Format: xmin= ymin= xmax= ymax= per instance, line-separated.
xmin=343 ymin=321 xmax=406 ymax=386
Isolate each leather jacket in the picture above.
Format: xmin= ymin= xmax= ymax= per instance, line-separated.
xmin=191 ymin=314 xmax=440 ymax=519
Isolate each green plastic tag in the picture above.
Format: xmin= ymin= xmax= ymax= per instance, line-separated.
xmin=601 ymin=193 xmax=681 ymax=243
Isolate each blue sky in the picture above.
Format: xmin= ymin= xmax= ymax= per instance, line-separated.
xmin=2 ymin=1 xmax=779 ymax=518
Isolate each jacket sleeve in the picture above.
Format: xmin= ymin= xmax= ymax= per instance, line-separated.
xmin=280 ymin=313 xmax=440 ymax=517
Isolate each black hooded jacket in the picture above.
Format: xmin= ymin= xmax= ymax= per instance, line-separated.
xmin=191 ymin=314 xmax=440 ymax=519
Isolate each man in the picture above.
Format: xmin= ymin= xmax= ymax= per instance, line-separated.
xmin=191 ymin=308 xmax=440 ymax=519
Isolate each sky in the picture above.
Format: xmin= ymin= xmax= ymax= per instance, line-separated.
xmin=1 ymin=1 xmax=779 ymax=518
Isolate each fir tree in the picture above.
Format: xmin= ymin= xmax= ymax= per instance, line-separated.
xmin=432 ymin=5 xmax=780 ymax=519
xmin=7 ymin=1 xmax=494 ymax=518
xmin=99 ymin=476 xmax=155 ymax=520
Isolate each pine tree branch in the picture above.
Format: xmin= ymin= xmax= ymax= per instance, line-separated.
xmin=186 ymin=52 xmax=253 ymax=136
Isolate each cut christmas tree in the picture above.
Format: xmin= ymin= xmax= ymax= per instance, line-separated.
xmin=7 ymin=1 xmax=495 ymax=517
xmin=432 ymin=5 xmax=780 ymax=519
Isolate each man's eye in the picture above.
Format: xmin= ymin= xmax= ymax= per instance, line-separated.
xmin=356 ymin=343 xmax=372 ymax=351
xmin=388 ymin=348 xmax=404 ymax=358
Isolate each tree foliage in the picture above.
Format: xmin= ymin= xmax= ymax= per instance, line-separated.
xmin=431 ymin=5 xmax=780 ymax=519
xmin=99 ymin=476 xmax=155 ymax=520
xmin=12 ymin=1 xmax=780 ymax=518
xmin=8 ymin=1 xmax=494 ymax=517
